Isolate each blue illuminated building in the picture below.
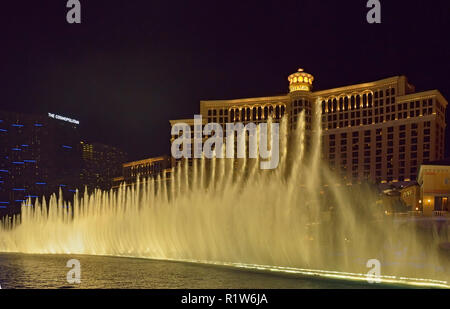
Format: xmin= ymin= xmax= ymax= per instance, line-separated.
xmin=0 ymin=111 xmax=82 ymax=218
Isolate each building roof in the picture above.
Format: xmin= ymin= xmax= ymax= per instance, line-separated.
xmin=417 ymin=158 xmax=450 ymax=183
xmin=421 ymin=158 xmax=450 ymax=167
xmin=123 ymin=155 xmax=168 ymax=167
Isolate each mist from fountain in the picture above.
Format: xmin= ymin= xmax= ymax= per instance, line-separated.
xmin=0 ymin=103 xmax=448 ymax=287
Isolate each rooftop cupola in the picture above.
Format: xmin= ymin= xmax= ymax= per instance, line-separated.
xmin=288 ymin=68 xmax=314 ymax=92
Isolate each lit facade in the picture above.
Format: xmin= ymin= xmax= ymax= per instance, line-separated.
xmin=417 ymin=160 xmax=450 ymax=216
xmin=113 ymin=155 xmax=171 ymax=188
xmin=319 ymin=78 xmax=446 ymax=183
xmin=170 ymin=69 xmax=448 ymax=184
xmin=400 ymin=184 xmax=420 ymax=212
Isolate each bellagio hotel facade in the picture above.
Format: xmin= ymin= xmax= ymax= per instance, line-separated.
xmin=170 ymin=68 xmax=448 ymax=184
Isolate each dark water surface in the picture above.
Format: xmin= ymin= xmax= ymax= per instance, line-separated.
xmin=0 ymin=253 xmax=392 ymax=289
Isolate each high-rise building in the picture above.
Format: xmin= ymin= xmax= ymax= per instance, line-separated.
xmin=80 ymin=141 xmax=127 ymax=191
xmin=0 ymin=111 xmax=81 ymax=217
xmin=169 ymin=69 xmax=448 ymax=184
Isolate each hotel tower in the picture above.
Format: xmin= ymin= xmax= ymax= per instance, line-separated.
xmin=170 ymin=68 xmax=447 ymax=184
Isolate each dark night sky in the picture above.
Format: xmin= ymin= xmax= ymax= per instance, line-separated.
xmin=0 ymin=1 xmax=449 ymax=160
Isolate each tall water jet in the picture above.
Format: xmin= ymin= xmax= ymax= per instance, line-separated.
xmin=0 ymin=101 xmax=448 ymax=287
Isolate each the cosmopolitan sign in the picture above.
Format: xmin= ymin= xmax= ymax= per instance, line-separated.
xmin=48 ymin=113 xmax=80 ymax=125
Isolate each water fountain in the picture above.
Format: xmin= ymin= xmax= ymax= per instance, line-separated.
xmin=0 ymin=105 xmax=448 ymax=288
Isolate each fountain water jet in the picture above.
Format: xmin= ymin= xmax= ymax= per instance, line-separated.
xmin=0 ymin=103 xmax=448 ymax=287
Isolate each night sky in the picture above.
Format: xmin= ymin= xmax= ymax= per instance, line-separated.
xmin=1 ymin=1 xmax=449 ymax=160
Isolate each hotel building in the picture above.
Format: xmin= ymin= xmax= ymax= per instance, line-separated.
xmin=0 ymin=111 xmax=82 ymax=218
xmin=112 ymin=155 xmax=171 ymax=188
xmin=170 ymin=69 xmax=447 ymax=184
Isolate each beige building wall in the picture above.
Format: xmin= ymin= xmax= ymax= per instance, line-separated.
xmin=418 ymin=164 xmax=450 ymax=216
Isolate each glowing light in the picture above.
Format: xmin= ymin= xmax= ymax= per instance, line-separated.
xmin=48 ymin=113 xmax=79 ymax=125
